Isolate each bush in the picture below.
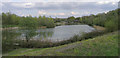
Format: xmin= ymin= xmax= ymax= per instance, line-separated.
xmin=105 ymin=20 xmax=118 ymax=32
xmin=81 ymin=31 xmax=105 ymax=39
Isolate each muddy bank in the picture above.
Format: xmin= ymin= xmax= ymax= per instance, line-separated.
xmin=93 ymin=25 xmax=105 ymax=31
xmin=0 ymin=27 xmax=19 ymax=30
xmin=0 ymin=26 xmax=48 ymax=31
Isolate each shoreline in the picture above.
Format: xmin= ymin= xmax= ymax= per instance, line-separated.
xmin=1 ymin=26 xmax=47 ymax=30
xmin=0 ymin=27 xmax=19 ymax=31
xmin=1 ymin=25 xmax=105 ymax=31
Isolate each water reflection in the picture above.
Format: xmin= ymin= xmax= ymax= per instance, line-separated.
xmin=33 ymin=29 xmax=54 ymax=40
xmin=3 ymin=25 xmax=95 ymax=42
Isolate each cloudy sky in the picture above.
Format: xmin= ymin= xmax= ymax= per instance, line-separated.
xmin=0 ymin=0 xmax=119 ymax=18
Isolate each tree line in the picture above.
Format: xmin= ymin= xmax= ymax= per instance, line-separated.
xmin=1 ymin=12 xmax=55 ymax=28
xmin=1 ymin=8 xmax=119 ymax=31
xmin=66 ymin=9 xmax=119 ymax=31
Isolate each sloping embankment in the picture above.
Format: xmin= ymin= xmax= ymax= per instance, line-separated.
xmin=3 ymin=31 xmax=118 ymax=56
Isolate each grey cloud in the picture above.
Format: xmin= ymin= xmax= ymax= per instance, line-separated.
xmin=2 ymin=2 xmax=118 ymax=10
xmin=1 ymin=2 xmax=118 ymax=18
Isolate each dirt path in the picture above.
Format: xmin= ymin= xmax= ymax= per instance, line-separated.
xmin=38 ymin=42 xmax=82 ymax=56
xmin=55 ymin=43 xmax=82 ymax=52
xmin=1 ymin=27 xmax=19 ymax=30
xmin=39 ymin=42 xmax=83 ymax=56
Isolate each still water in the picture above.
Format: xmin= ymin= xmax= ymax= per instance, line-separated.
xmin=3 ymin=25 xmax=95 ymax=42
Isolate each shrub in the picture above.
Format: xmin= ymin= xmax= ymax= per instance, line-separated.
xmin=105 ymin=20 xmax=118 ymax=32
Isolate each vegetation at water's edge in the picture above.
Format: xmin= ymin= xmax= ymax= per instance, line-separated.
xmin=3 ymin=31 xmax=118 ymax=56
xmin=1 ymin=29 xmax=116 ymax=53
xmin=1 ymin=30 xmax=104 ymax=53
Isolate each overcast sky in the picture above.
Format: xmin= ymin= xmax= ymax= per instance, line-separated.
xmin=0 ymin=0 xmax=119 ymax=18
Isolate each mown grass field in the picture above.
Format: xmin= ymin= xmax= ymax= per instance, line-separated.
xmin=3 ymin=31 xmax=118 ymax=56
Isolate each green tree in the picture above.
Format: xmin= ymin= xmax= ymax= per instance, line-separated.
xmin=46 ymin=17 xmax=55 ymax=28
xmin=19 ymin=16 xmax=38 ymax=43
xmin=67 ymin=16 xmax=75 ymax=23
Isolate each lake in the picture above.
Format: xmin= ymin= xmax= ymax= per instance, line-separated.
xmin=3 ymin=25 xmax=95 ymax=42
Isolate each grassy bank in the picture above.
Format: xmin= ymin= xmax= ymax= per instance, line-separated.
xmin=3 ymin=31 xmax=118 ymax=56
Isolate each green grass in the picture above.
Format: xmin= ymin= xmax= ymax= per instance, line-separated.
xmin=3 ymin=31 xmax=118 ymax=56
xmin=2 ymin=25 xmax=18 ymax=28
xmin=64 ymin=32 xmax=118 ymax=56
